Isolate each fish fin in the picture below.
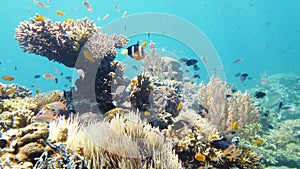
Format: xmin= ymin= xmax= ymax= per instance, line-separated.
xmin=54 ymin=78 xmax=58 ymax=84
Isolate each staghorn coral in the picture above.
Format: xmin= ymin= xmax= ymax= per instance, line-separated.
xmin=198 ymin=76 xmax=259 ymax=136
xmin=48 ymin=112 xmax=183 ymax=169
xmin=0 ymin=83 xmax=32 ymax=100
xmin=15 ymin=14 xmax=100 ymax=67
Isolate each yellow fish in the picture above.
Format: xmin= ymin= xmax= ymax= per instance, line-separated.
xmin=194 ymin=153 xmax=206 ymax=162
xmin=253 ymin=139 xmax=263 ymax=146
xmin=83 ymin=49 xmax=95 ymax=63
xmin=232 ymin=121 xmax=238 ymax=131
xmin=177 ymin=102 xmax=182 ymax=111
xmin=35 ymin=15 xmax=45 ymax=22
xmin=64 ymin=18 xmax=74 ymax=23
xmin=56 ymin=10 xmax=65 ymax=16
xmin=141 ymin=41 xmax=147 ymax=47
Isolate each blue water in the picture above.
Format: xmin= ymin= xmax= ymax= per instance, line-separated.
xmin=0 ymin=0 xmax=299 ymax=93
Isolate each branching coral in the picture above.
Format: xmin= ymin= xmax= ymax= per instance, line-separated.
xmin=15 ymin=14 xmax=100 ymax=67
xmin=198 ymin=76 xmax=259 ymax=136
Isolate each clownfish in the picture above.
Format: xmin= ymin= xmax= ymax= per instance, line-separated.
xmin=121 ymin=41 xmax=147 ymax=60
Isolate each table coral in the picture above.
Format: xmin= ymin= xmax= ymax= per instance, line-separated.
xmin=15 ymin=14 xmax=100 ymax=67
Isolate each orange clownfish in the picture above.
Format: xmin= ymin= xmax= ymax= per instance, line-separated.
xmin=121 ymin=41 xmax=147 ymax=60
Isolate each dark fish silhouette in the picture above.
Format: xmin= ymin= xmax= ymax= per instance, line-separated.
xmin=186 ymin=59 xmax=198 ymax=66
xmin=193 ymin=64 xmax=200 ymax=71
xmin=65 ymin=76 xmax=72 ymax=80
xmin=240 ymin=73 xmax=248 ymax=83
xmin=278 ymin=102 xmax=283 ymax=109
xmin=193 ymin=74 xmax=201 ymax=78
xmin=34 ymin=75 xmax=41 ymax=79
xmin=255 ymin=91 xmax=266 ymax=98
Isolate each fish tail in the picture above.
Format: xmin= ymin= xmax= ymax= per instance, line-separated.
xmin=54 ymin=77 xmax=58 ymax=84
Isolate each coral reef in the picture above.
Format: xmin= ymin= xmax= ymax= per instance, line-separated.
xmin=0 ymin=83 xmax=32 ymax=100
xmin=242 ymin=119 xmax=300 ymax=168
xmin=198 ymin=76 xmax=260 ymax=136
xmin=15 ymin=14 xmax=100 ymax=67
xmin=11 ymin=14 xmax=270 ymax=168
xmin=165 ymin=111 xmax=263 ymax=168
xmin=251 ymin=73 xmax=300 ymax=127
